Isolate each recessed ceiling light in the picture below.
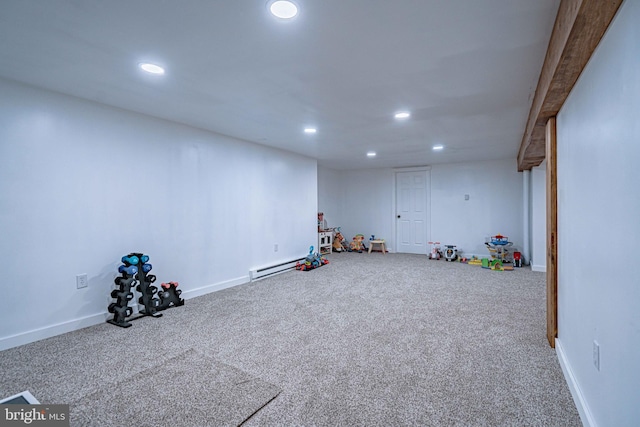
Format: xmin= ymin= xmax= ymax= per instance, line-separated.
xmin=367 ymin=152 xmax=377 ymax=157
xmin=394 ymin=111 xmax=411 ymax=119
xmin=269 ymin=1 xmax=298 ymax=19
xmin=433 ymin=145 xmax=444 ymax=151
xmin=139 ymin=63 xmax=165 ymax=75
xmin=304 ymin=127 xmax=317 ymax=134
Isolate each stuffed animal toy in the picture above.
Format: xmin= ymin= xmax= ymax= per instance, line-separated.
xmin=349 ymin=234 xmax=366 ymax=252
xmin=332 ymin=232 xmax=345 ymax=252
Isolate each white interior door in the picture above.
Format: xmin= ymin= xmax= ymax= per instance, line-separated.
xmin=396 ymin=170 xmax=429 ymax=254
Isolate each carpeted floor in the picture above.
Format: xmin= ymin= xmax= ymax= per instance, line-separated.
xmin=71 ymin=349 xmax=280 ymax=426
xmin=0 ymin=253 xmax=581 ymax=426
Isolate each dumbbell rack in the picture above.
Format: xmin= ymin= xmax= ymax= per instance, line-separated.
xmin=135 ymin=254 xmax=162 ymax=318
xmin=107 ymin=252 xmax=162 ymax=328
xmin=157 ymin=282 xmax=185 ymax=311
xmin=107 ymin=273 xmax=137 ymax=327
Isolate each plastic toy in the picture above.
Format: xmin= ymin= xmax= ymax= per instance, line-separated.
xmin=468 ymin=257 xmax=483 ymax=266
xmin=513 ymin=251 xmax=522 ymax=267
xmin=466 ymin=256 xmax=512 ymax=272
xmin=485 ymin=234 xmax=514 ymax=264
xmin=443 ymin=245 xmax=458 ymax=262
xmin=296 ymin=246 xmax=329 ymax=271
xmin=490 ymin=259 xmax=504 ymax=271
xmin=428 ymin=242 xmax=441 ymax=260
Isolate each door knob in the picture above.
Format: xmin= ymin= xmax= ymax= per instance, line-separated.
xmin=397 ymin=215 xmax=401 ymax=219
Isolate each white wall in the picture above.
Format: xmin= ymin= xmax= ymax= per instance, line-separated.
xmin=326 ymin=159 xmax=523 ymax=257
xmin=317 ymin=165 xmax=343 ymax=229
xmin=337 ymin=168 xmax=395 ymax=246
xmin=431 ymin=159 xmax=523 ymax=257
xmin=530 ymin=161 xmax=546 ymax=271
xmin=0 ymin=78 xmax=317 ymax=350
xmin=555 ymin=0 xmax=640 ymax=425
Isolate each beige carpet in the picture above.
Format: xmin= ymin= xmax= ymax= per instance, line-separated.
xmin=70 ymin=348 xmax=280 ymax=427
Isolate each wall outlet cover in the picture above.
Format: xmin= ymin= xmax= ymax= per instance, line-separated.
xmin=76 ymin=273 xmax=88 ymax=289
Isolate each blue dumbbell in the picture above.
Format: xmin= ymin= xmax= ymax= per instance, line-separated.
xmin=142 ymin=263 xmax=152 ymax=273
xmin=118 ymin=265 xmax=138 ymax=275
xmin=121 ymin=255 xmax=139 ymax=266
xmin=141 ymin=255 xmax=149 ymax=263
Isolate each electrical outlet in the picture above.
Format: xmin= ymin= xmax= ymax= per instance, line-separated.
xmin=593 ymin=340 xmax=600 ymax=371
xmin=274 ymin=243 xmax=278 ymax=252
xmin=76 ymin=273 xmax=88 ymax=289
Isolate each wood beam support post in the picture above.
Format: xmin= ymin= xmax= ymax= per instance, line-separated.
xmin=546 ymin=117 xmax=558 ymax=348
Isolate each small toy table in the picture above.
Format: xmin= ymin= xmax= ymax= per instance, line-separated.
xmin=368 ymin=240 xmax=386 ymax=254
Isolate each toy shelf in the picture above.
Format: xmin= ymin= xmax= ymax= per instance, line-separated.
xmin=318 ymin=231 xmax=333 ymax=255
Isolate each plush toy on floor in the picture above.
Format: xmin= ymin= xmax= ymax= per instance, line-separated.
xmin=332 ymin=231 xmax=346 ymax=252
xmin=349 ymin=234 xmax=367 ymax=252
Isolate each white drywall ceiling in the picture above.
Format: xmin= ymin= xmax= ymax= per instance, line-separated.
xmin=0 ymin=0 xmax=559 ymax=170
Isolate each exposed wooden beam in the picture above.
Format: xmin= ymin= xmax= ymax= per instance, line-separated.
xmin=517 ymin=0 xmax=623 ymax=171
xmin=546 ymin=117 xmax=558 ymax=348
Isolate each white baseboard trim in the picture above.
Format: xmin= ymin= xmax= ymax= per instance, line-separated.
xmin=531 ymin=264 xmax=547 ymax=272
xmin=181 ymin=275 xmax=249 ymax=300
xmin=556 ymin=338 xmax=596 ymax=427
xmin=0 ymin=312 xmax=106 ymax=352
xmin=0 ymin=275 xmax=250 ymax=352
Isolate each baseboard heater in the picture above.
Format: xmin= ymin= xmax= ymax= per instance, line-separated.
xmin=250 ymin=257 xmax=306 ymax=281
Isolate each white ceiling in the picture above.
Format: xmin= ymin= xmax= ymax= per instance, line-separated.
xmin=0 ymin=0 xmax=559 ymax=170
